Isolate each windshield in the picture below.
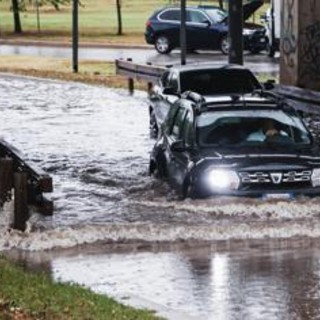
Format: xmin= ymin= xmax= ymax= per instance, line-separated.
xmin=197 ymin=110 xmax=312 ymax=147
xmin=204 ymin=8 xmax=227 ymax=23
xmin=180 ymin=69 xmax=261 ymax=95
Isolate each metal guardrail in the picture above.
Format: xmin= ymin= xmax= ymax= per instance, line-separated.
xmin=115 ymin=59 xmax=320 ymax=115
xmin=115 ymin=59 xmax=165 ymax=82
xmin=0 ymin=138 xmax=53 ymax=231
xmin=115 ymin=59 xmax=167 ymax=94
xmin=275 ymin=85 xmax=320 ymax=115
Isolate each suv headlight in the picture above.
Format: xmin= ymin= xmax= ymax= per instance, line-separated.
xmin=243 ymin=28 xmax=255 ymax=36
xmin=206 ymin=169 xmax=240 ymax=191
xmin=312 ymin=169 xmax=320 ymax=187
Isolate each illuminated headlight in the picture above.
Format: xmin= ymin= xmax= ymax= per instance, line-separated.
xmin=243 ymin=29 xmax=255 ymax=36
xmin=311 ymin=169 xmax=320 ymax=187
xmin=206 ymin=169 xmax=240 ymax=191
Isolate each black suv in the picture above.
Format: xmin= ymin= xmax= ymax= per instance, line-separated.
xmin=149 ymin=64 xmax=263 ymax=137
xmin=145 ymin=0 xmax=266 ymax=54
xmin=149 ymin=92 xmax=320 ymax=199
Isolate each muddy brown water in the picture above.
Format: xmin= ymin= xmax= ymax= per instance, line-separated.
xmin=1 ymin=74 xmax=320 ymax=319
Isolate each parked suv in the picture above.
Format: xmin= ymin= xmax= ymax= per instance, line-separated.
xmin=145 ymin=0 xmax=266 ymax=54
xmin=148 ymin=64 xmax=263 ymax=137
xmin=149 ymin=92 xmax=320 ymax=199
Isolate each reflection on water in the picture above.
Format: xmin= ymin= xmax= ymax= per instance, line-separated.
xmin=8 ymin=240 xmax=318 ymax=320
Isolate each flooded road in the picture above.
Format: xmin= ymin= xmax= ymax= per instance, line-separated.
xmin=1 ymin=74 xmax=320 ymax=319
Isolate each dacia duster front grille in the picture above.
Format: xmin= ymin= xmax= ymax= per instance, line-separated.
xmin=239 ymin=170 xmax=312 ymax=184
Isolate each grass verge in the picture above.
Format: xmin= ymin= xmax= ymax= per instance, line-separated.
xmin=0 ymin=55 xmax=277 ymax=90
xmin=0 ymin=55 xmax=147 ymax=90
xmin=0 ymin=256 xmax=160 ymax=320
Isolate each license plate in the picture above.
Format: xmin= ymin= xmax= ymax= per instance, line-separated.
xmin=263 ymin=193 xmax=293 ymax=200
xmin=260 ymin=38 xmax=266 ymax=43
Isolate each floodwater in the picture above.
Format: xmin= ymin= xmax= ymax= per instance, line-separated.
xmin=2 ymin=74 xmax=320 ymax=319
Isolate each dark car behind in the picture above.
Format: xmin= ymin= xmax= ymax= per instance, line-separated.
xmin=148 ymin=64 xmax=262 ymax=137
xmin=145 ymin=0 xmax=266 ymax=54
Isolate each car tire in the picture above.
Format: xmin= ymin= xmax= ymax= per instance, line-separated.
xmin=220 ymin=36 xmax=229 ymax=55
xmin=153 ymin=157 xmax=167 ymax=179
xmin=249 ymin=48 xmax=262 ymax=55
xmin=155 ymin=35 xmax=172 ymax=54
xmin=149 ymin=109 xmax=159 ymax=138
xmin=266 ymin=42 xmax=276 ymax=58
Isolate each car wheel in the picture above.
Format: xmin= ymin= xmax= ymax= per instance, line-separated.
xmin=152 ymin=158 xmax=166 ymax=179
xmin=266 ymin=42 xmax=276 ymax=58
xmin=149 ymin=109 xmax=159 ymax=138
xmin=220 ymin=36 xmax=229 ymax=55
xmin=155 ymin=35 xmax=172 ymax=54
xmin=249 ymin=48 xmax=261 ymax=55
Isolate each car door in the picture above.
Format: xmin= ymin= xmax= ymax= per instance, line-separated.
xmin=157 ymin=8 xmax=181 ymax=47
xmin=166 ymin=106 xmax=193 ymax=192
xmin=186 ymin=9 xmax=213 ymax=49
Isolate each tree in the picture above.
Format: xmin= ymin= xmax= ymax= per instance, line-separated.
xmin=116 ymin=0 xmax=122 ymax=35
xmin=9 ymin=0 xmax=70 ymax=34
xmin=12 ymin=0 xmax=22 ymax=33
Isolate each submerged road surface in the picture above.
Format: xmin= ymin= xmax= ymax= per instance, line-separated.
xmin=1 ymin=74 xmax=320 ymax=319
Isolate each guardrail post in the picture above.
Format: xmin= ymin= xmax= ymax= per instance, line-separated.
xmin=147 ymin=82 xmax=153 ymax=95
xmin=13 ymin=172 xmax=29 ymax=231
xmin=128 ymin=78 xmax=134 ymax=95
xmin=0 ymin=159 xmax=13 ymax=206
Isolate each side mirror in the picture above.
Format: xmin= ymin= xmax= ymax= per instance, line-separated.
xmin=263 ymin=79 xmax=275 ymax=90
xmin=163 ymin=87 xmax=178 ymax=95
xmin=202 ymin=20 xmax=211 ymax=27
xmin=171 ymin=140 xmax=186 ymax=152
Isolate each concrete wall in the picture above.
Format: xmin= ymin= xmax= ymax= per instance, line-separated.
xmin=280 ymin=0 xmax=320 ymax=91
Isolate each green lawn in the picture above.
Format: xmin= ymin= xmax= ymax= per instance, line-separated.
xmin=0 ymin=0 xmax=268 ymax=43
xmin=0 ymin=255 xmax=160 ymax=319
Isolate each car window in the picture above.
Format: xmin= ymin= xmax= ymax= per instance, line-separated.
xmin=171 ymin=107 xmax=187 ymax=139
xmin=159 ymin=9 xmax=180 ymax=21
xmin=182 ymin=111 xmax=194 ymax=146
xmin=187 ymin=10 xmax=209 ymax=23
xmin=204 ymin=8 xmax=227 ymax=23
xmin=180 ymin=69 xmax=261 ymax=95
xmin=197 ymin=110 xmax=312 ymax=147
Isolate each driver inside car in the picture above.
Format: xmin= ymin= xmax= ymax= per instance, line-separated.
xmin=246 ymin=118 xmax=288 ymax=142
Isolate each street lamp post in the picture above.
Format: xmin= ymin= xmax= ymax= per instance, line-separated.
xmin=228 ymin=0 xmax=243 ymax=65
xmin=180 ymin=0 xmax=187 ymax=65
xmin=72 ymin=0 xmax=79 ymax=73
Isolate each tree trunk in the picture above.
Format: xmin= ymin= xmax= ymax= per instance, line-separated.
xmin=219 ymin=0 xmax=224 ymax=9
xmin=116 ymin=0 xmax=122 ymax=35
xmin=12 ymin=0 xmax=22 ymax=33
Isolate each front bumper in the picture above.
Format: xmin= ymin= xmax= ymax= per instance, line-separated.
xmin=244 ymin=32 xmax=267 ymax=52
xmin=144 ymin=31 xmax=155 ymax=45
xmin=192 ymin=183 xmax=320 ymax=198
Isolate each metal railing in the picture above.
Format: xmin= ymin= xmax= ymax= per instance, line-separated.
xmin=0 ymin=138 xmax=53 ymax=231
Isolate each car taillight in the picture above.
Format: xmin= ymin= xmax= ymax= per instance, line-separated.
xmin=146 ymin=20 xmax=152 ymax=28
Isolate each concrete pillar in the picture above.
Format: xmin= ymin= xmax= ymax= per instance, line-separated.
xmin=280 ymin=0 xmax=320 ymax=91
